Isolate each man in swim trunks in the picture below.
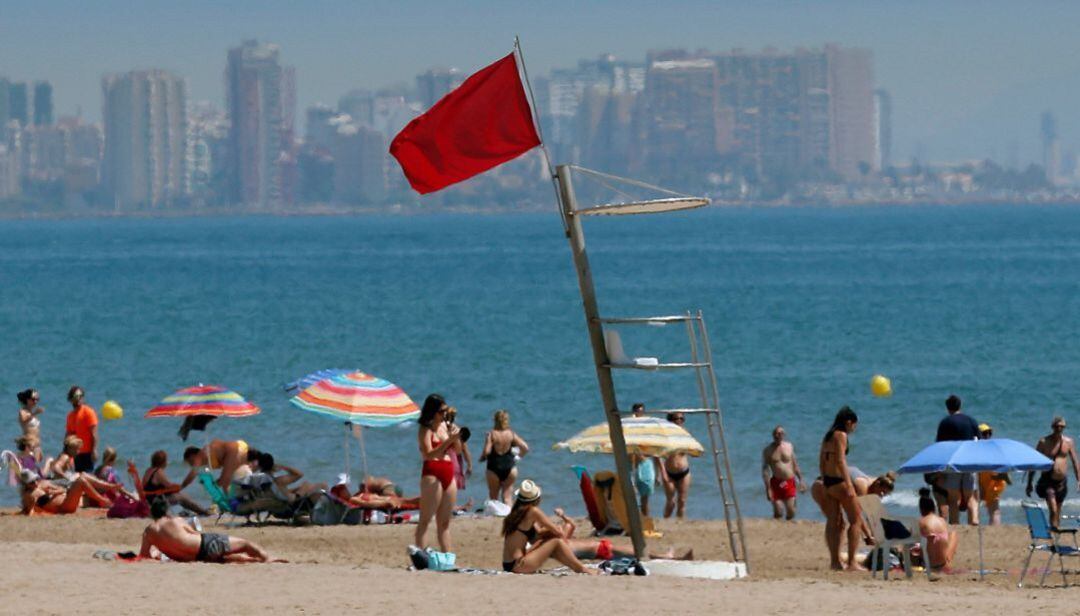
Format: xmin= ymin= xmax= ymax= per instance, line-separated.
xmin=935 ymin=395 xmax=980 ymax=525
xmin=179 ymin=439 xmax=250 ymax=492
xmin=139 ymin=498 xmax=270 ymax=563
xmin=1027 ymin=416 xmax=1080 ymax=529
xmin=762 ymin=425 xmax=806 ymax=520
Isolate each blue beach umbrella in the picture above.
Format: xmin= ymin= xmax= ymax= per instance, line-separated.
xmin=899 ymin=439 xmax=1052 ymax=474
xmin=898 ymin=438 xmax=1052 ymax=580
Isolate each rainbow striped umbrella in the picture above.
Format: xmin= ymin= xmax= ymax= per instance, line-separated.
xmin=289 ymin=371 xmax=418 ymax=427
xmin=554 ymin=416 xmax=703 ymax=457
xmin=145 ymin=384 xmax=261 ymax=418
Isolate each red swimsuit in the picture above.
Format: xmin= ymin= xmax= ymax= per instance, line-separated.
xmin=422 ymin=433 xmax=455 ymax=490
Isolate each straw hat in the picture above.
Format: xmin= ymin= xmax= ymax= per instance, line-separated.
xmin=515 ymin=479 xmax=542 ymax=503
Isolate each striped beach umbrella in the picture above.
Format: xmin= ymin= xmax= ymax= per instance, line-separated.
xmin=554 ymin=415 xmax=704 ymax=457
xmin=289 ymin=371 xmax=419 ymax=427
xmin=283 ymin=368 xmax=352 ymax=396
xmin=145 ymin=384 xmax=261 ymax=418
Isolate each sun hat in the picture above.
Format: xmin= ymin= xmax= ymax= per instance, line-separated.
xmin=515 ymin=479 xmax=542 ymax=503
xmin=334 ymin=473 xmax=350 ymax=487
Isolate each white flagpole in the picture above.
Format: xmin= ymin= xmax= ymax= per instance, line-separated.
xmin=514 ymin=36 xmax=568 ymax=232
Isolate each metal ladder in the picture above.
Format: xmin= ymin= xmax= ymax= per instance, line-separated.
xmin=599 ymin=310 xmax=749 ymax=569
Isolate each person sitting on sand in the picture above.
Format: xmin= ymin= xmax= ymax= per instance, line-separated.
xmin=94 ymin=447 xmax=127 ymax=501
xmin=818 ymin=406 xmax=866 ymax=571
xmin=253 ymin=452 xmax=326 ymax=503
xmin=179 ymin=439 xmax=251 ymax=492
xmin=762 ymin=424 xmax=806 ymax=521
xmin=142 ymin=450 xmax=209 ymax=516
xmin=18 ymin=468 xmax=119 ymax=514
xmin=917 ymin=488 xmax=959 ymax=572
xmin=500 ymin=479 xmax=597 ymax=575
xmin=46 ymin=435 xmax=82 ymax=482
xmin=139 ymin=498 xmax=270 ymax=563
xmin=14 ymin=435 xmax=41 ymax=474
xmin=551 ymin=504 xmax=693 ymax=562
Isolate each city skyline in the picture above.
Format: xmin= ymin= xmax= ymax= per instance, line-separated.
xmin=2 ymin=1 xmax=1080 ymax=166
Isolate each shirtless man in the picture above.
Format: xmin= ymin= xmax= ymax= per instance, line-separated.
xmin=140 ymin=498 xmax=270 ymax=563
xmin=1027 ymin=416 xmax=1080 ymax=528
xmin=663 ymin=412 xmax=691 ymax=519
xmin=179 ymin=439 xmax=250 ymax=492
xmin=762 ymin=425 xmax=806 ymax=520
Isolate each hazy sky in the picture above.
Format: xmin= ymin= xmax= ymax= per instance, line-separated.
xmin=3 ymin=0 xmax=1079 ymax=164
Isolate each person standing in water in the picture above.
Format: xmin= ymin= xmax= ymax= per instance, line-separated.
xmin=631 ymin=403 xmax=665 ymax=517
xmin=663 ymin=411 xmax=692 ymax=519
xmin=480 ymin=409 xmax=529 ymax=505
xmin=16 ymin=389 xmax=44 ymax=462
xmin=1027 ymin=416 xmax=1080 ymax=529
xmin=762 ymin=425 xmax=806 ymax=520
xmin=64 ymin=386 xmax=99 ymax=473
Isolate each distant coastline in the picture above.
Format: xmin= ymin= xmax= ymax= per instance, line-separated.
xmin=4 ymin=197 xmax=1080 ymax=221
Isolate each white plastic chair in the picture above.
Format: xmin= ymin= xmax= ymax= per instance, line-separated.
xmin=859 ymin=494 xmax=930 ymax=580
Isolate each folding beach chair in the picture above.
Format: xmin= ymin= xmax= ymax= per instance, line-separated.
xmin=1019 ymin=500 xmax=1080 ymax=588
xmin=198 ymin=471 xmax=241 ymax=525
xmin=858 ymin=494 xmax=929 ymax=580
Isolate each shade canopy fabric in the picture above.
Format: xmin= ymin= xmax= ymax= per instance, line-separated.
xmin=283 ymin=368 xmax=352 ymax=396
xmin=554 ymin=415 xmax=704 ymax=457
xmin=290 ymin=371 xmax=419 ymax=427
xmin=898 ymin=439 xmax=1052 ymax=474
xmin=145 ymin=385 xmax=260 ymax=418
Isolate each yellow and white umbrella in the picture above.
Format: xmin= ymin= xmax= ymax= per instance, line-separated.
xmin=554 ymin=415 xmax=704 ymax=457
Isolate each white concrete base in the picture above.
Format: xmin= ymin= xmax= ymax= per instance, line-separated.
xmin=646 ymin=559 xmax=748 ymax=580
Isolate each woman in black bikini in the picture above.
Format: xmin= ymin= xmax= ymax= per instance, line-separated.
xmin=663 ymin=412 xmax=691 ymax=519
xmin=481 ymin=409 xmax=529 ymax=505
xmin=500 ymin=479 xmax=595 ymax=574
xmin=818 ymin=406 xmax=865 ymax=571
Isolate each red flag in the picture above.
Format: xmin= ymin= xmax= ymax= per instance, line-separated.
xmin=390 ymin=52 xmax=541 ymax=194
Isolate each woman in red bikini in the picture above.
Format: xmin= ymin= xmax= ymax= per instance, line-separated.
xmin=415 ymin=394 xmax=461 ymax=552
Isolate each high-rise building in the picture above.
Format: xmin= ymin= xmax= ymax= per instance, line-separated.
xmin=8 ymin=82 xmax=29 ymax=126
xmin=304 ymin=104 xmax=338 ymax=151
xmin=33 ymin=81 xmax=53 ymax=126
xmin=873 ymin=89 xmax=892 ymax=170
xmin=332 ymin=123 xmax=386 ymax=204
xmin=0 ymin=79 xmax=10 ymax=135
xmin=225 ymin=40 xmax=296 ymax=207
xmin=416 ymin=67 xmax=462 ymax=109
xmin=1041 ymin=110 xmax=1060 ymax=184
xmin=0 ymin=144 xmax=18 ymax=198
xmin=826 ymin=44 xmax=875 ymax=179
xmin=644 ymin=56 xmax=730 ymax=175
xmin=102 ymin=70 xmax=188 ymax=209
xmin=338 ymin=89 xmax=375 ymax=128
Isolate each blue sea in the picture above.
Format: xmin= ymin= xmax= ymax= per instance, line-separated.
xmin=3 ymin=205 xmax=1080 ymax=523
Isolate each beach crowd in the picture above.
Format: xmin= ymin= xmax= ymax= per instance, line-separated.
xmin=9 ymin=387 xmax=695 ymax=571
xmin=760 ymin=395 xmax=1079 ymax=573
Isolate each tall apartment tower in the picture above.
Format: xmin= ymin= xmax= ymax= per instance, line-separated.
xmin=873 ymin=89 xmax=892 ymax=170
xmin=416 ymin=68 xmax=461 ymax=109
xmin=1041 ymin=111 xmax=1060 ymax=185
xmin=225 ymin=40 xmax=296 ymax=207
xmin=102 ymin=70 xmax=188 ymax=209
xmin=826 ymin=45 xmax=875 ymax=179
xmin=8 ymin=82 xmax=29 ymax=126
xmin=33 ymin=81 xmax=53 ymax=126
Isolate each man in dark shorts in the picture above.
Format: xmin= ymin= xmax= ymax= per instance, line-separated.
xmin=935 ymin=395 xmax=980 ymax=525
xmin=140 ymin=498 xmax=270 ymax=563
xmin=1027 ymin=416 xmax=1080 ymax=529
xmin=64 ymin=386 xmax=99 ymax=473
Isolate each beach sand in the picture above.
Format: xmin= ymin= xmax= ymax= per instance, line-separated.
xmin=1 ymin=512 xmax=1077 ymax=615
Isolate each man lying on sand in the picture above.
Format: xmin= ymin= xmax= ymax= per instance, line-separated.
xmin=140 ymin=498 xmax=271 ymax=563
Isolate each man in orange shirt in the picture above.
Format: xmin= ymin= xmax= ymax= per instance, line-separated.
xmin=65 ymin=386 xmax=99 ymax=472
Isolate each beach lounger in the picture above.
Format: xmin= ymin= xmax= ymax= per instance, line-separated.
xmin=1019 ymin=500 xmax=1080 ymax=588
xmin=857 ymin=494 xmax=929 ymax=580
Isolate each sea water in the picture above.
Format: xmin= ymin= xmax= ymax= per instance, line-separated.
xmin=2 ymin=205 xmax=1080 ymax=524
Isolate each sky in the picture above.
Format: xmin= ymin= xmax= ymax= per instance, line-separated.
xmin=2 ymin=0 xmax=1080 ymax=164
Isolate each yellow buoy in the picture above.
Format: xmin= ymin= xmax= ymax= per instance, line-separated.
xmin=102 ymin=400 xmax=124 ymax=421
xmin=870 ymin=375 xmax=892 ymax=397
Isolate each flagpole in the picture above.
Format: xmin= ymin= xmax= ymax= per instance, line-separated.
xmin=514 ymin=36 xmax=568 ymax=231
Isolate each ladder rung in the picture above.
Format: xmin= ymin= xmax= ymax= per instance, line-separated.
xmin=605 ymin=362 xmax=710 ymax=370
xmin=596 ymin=315 xmax=699 ymax=324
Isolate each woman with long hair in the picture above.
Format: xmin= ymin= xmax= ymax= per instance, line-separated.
xmin=918 ymin=487 xmax=959 ymax=571
xmin=811 ymin=470 xmax=896 ymax=562
xmin=16 ymin=389 xmax=43 ymax=461
xmin=500 ymin=479 xmax=595 ymax=574
xmin=818 ymin=406 xmax=865 ymax=571
xmin=415 ymin=394 xmax=461 ymax=552
xmin=480 ymin=409 xmax=529 ymax=505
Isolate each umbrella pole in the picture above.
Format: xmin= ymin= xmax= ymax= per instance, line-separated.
xmin=358 ymin=425 xmax=369 ymax=488
xmin=343 ymin=423 xmax=351 ymax=481
xmin=978 ymin=481 xmax=985 ymax=581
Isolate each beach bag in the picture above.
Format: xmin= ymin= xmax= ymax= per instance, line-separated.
xmin=426 ymin=548 xmax=457 ymax=571
xmin=600 ymin=557 xmax=647 ymax=576
xmin=107 ymin=493 xmax=149 ymax=519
